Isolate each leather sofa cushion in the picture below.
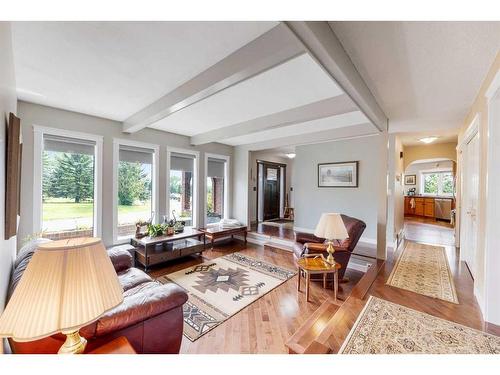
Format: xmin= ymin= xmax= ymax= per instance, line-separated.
xmin=118 ymin=267 xmax=153 ymax=292
xmin=107 ymin=245 xmax=134 ymax=272
xmin=93 ymin=281 xmax=188 ymax=337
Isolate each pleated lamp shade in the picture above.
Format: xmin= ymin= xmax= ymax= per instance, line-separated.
xmin=314 ymin=213 xmax=349 ymax=240
xmin=0 ymin=238 xmax=123 ymax=342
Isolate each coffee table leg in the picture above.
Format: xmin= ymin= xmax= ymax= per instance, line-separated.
xmin=323 ymin=273 xmax=326 ymax=289
xmin=297 ymin=269 xmax=301 ymax=292
xmin=334 ymin=271 xmax=338 ymax=302
xmin=144 ymin=244 xmax=149 ymax=272
xmin=306 ymin=272 xmax=310 ymax=302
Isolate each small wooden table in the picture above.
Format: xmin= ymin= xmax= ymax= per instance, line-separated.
xmin=297 ymin=255 xmax=341 ymax=302
xmin=199 ymin=226 xmax=248 ymax=249
xmin=88 ymin=337 xmax=136 ymax=354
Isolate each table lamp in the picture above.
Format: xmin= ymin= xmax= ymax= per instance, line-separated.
xmin=0 ymin=237 xmax=123 ymax=354
xmin=314 ymin=213 xmax=348 ymax=264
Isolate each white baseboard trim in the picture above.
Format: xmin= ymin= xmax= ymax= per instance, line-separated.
xmin=293 ymin=226 xmax=377 ymax=247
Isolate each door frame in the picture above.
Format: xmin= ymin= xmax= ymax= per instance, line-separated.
xmin=457 ymin=113 xmax=480 ymax=276
xmin=483 ymin=70 xmax=500 ymax=324
xmin=255 ymin=160 xmax=287 ymax=223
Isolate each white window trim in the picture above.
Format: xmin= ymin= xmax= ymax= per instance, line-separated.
xmin=419 ymin=169 xmax=454 ymax=197
xmin=204 ymin=152 xmax=230 ymax=227
xmin=112 ymin=138 xmax=160 ymax=244
xmin=166 ymin=147 xmax=200 ymax=228
xmin=33 ymin=125 xmax=103 ymax=238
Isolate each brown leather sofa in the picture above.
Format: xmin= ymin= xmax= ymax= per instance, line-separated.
xmin=293 ymin=214 xmax=366 ymax=280
xmin=7 ymin=241 xmax=188 ymax=354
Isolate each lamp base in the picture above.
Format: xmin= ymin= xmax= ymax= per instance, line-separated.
xmin=325 ymin=241 xmax=335 ymax=264
xmin=58 ymin=329 xmax=87 ymax=354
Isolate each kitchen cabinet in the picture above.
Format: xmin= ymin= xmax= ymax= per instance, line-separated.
xmin=404 ymin=196 xmax=452 ymax=219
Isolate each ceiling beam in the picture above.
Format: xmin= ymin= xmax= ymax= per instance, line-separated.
xmin=190 ymin=94 xmax=357 ymax=145
xmin=123 ymin=23 xmax=305 ymax=133
xmin=284 ymin=21 xmax=388 ymax=132
xmin=241 ymin=123 xmax=377 ymax=151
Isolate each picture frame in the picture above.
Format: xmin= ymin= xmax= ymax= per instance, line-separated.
xmin=318 ymin=161 xmax=358 ymax=188
xmin=404 ymin=174 xmax=416 ymax=185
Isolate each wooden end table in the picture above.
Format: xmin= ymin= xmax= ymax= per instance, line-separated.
xmin=88 ymin=336 xmax=136 ymax=354
xmin=297 ymin=255 xmax=341 ymax=302
xmin=199 ymin=226 xmax=248 ymax=249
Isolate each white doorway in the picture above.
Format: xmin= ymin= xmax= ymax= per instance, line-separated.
xmin=459 ymin=117 xmax=480 ymax=278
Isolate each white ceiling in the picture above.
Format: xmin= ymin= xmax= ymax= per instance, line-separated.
xmin=11 ymin=21 xmax=278 ymax=120
xmin=223 ymin=110 xmax=368 ymax=146
xmin=148 ymin=53 xmax=343 ymax=136
xmin=330 ymin=21 xmax=500 ymax=139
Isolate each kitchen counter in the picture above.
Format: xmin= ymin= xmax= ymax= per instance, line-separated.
xmin=405 ymin=195 xmax=454 ymax=199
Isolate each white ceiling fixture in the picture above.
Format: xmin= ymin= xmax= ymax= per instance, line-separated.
xmin=12 ymin=21 xmax=278 ymax=121
xmin=330 ymin=21 xmax=500 ymax=134
xmin=285 ymin=153 xmax=296 ymax=159
xmin=419 ymin=136 xmax=439 ymax=144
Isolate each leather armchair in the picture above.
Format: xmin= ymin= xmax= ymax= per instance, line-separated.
xmin=8 ymin=241 xmax=188 ymax=354
xmin=293 ymin=214 xmax=366 ymax=280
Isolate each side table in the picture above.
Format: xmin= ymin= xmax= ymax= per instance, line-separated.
xmin=297 ymin=255 xmax=341 ymax=302
xmin=87 ymin=336 xmax=136 ymax=354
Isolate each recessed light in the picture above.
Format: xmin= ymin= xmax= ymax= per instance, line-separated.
xmin=285 ymin=153 xmax=296 ymax=159
xmin=419 ymin=136 xmax=439 ymax=144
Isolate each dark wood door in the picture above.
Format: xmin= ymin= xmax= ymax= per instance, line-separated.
xmin=263 ymin=164 xmax=280 ymax=221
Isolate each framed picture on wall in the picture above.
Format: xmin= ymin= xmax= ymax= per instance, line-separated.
xmin=318 ymin=161 xmax=358 ymax=188
xmin=404 ymin=174 xmax=416 ymax=185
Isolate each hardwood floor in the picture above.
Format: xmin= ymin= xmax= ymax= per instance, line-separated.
xmin=147 ymin=217 xmax=498 ymax=354
xmin=404 ymin=215 xmax=455 ymax=246
xmin=250 ymin=222 xmax=295 ymax=240
xmin=147 ymin=239 xmax=363 ymax=354
xmin=287 ymin=219 xmax=500 ymax=354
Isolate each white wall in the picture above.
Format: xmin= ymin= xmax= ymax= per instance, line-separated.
xmin=387 ymin=134 xmax=404 ymax=248
xmin=231 ymin=146 xmax=251 ymax=226
xmin=293 ymin=134 xmax=385 ymax=243
xmin=18 ymin=101 xmax=234 ymax=247
xmin=249 ymin=150 xmax=294 ymax=222
xmin=0 ymin=22 xmax=17 ymax=353
xmin=404 ymin=160 xmax=453 ymax=195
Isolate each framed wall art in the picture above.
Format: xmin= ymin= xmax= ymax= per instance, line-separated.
xmin=318 ymin=161 xmax=358 ymax=188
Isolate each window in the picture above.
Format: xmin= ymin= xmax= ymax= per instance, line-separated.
xmin=34 ymin=127 xmax=102 ymax=240
xmin=168 ymin=150 xmax=198 ymax=227
xmin=205 ymin=155 xmax=229 ymax=225
xmin=113 ymin=140 xmax=159 ymax=242
xmin=422 ymin=171 xmax=454 ymax=196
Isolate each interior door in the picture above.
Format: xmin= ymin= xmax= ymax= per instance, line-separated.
xmin=462 ymin=132 xmax=479 ymax=277
xmin=263 ymin=164 xmax=280 ymax=221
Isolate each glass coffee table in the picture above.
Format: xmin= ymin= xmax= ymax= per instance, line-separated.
xmin=296 ymin=254 xmax=341 ymax=302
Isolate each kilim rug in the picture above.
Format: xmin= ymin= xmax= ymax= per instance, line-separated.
xmin=386 ymin=241 xmax=458 ymax=304
xmin=157 ymin=252 xmax=296 ymax=341
xmin=339 ymin=296 xmax=500 ymax=354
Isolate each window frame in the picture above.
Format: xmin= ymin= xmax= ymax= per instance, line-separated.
xmin=204 ymin=153 xmax=230 ymax=227
xmin=112 ymin=138 xmax=160 ymax=244
xmin=33 ymin=125 xmax=103 ymax=238
xmin=166 ymin=147 xmax=200 ymax=228
xmin=420 ymin=170 xmax=454 ymax=197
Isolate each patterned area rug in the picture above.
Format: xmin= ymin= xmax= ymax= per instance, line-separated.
xmin=386 ymin=241 xmax=458 ymax=304
xmin=157 ymin=252 xmax=295 ymax=341
xmin=340 ymin=296 xmax=500 ymax=354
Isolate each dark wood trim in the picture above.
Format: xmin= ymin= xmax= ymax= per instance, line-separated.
xmin=5 ymin=113 xmax=21 ymax=239
xmin=317 ymin=160 xmax=359 ymax=188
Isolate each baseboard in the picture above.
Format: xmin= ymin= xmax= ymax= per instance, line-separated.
xmin=347 ymin=256 xmax=372 ymax=273
xmin=293 ymin=226 xmax=377 ymax=248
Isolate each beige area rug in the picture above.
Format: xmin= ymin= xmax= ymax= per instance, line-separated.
xmin=340 ymin=296 xmax=500 ymax=354
xmin=157 ymin=252 xmax=296 ymax=341
xmin=386 ymin=241 xmax=458 ymax=304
